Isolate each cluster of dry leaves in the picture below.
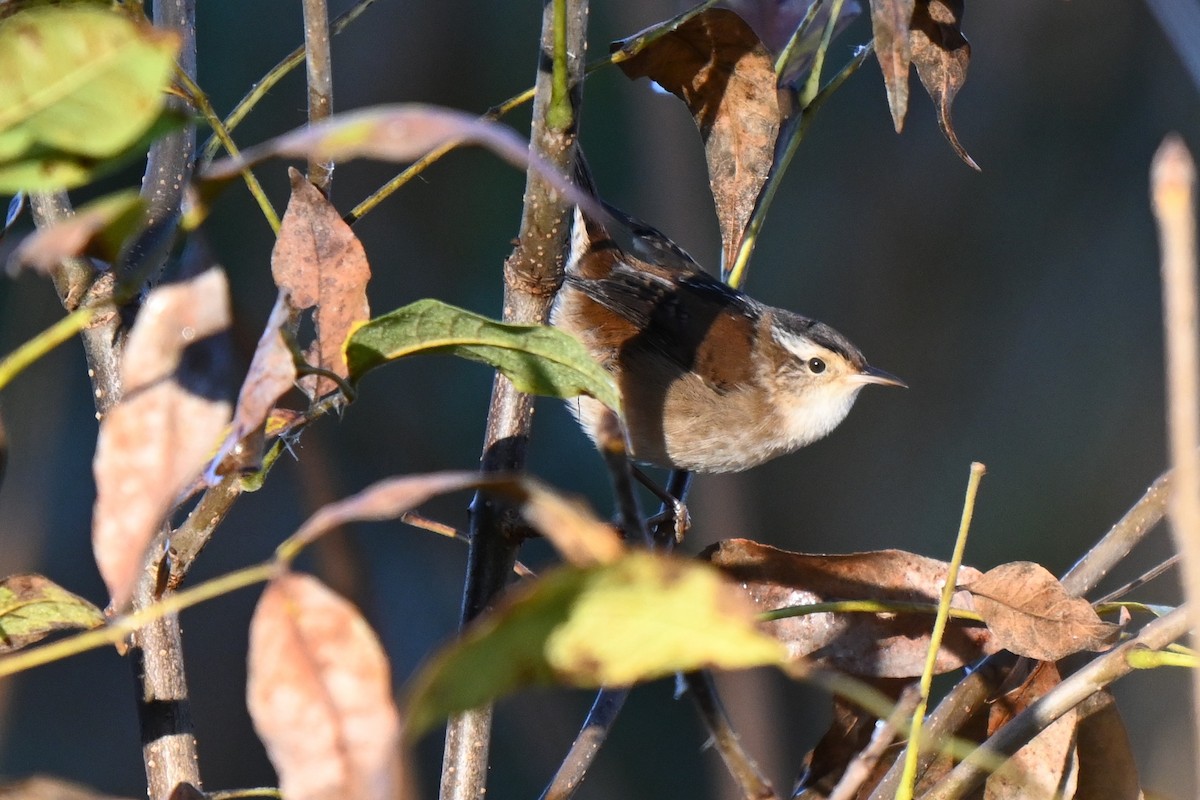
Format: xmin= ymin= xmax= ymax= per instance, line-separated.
xmin=0 ymin=3 xmax=1181 ymax=800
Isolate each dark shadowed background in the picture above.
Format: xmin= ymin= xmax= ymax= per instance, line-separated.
xmin=0 ymin=1 xmax=1195 ymax=798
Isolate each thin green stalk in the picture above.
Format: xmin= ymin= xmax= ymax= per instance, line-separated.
xmin=774 ymin=0 xmax=824 ymax=77
xmin=0 ymin=562 xmax=277 ymax=680
xmin=1126 ymin=648 xmax=1198 ymax=669
xmin=198 ymin=0 xmax=378 ymax=166
xmin=761 ymin=599 xmax=984 ymax=624
xmin=725 ymin=40 xmax=873 ymax=287
xmin=0 ymin=307 xmax=97 ymax=393
xmin=176 ymin=70 xmax=280 ymax=233
xmin=896 ymin=462 xmax=986 ymax=800
xmin=547 ymin=0 xmax=572 ymax=130
xmin=800 ymin=0 xmax=845 ymax=108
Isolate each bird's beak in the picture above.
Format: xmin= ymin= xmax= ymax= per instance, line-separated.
xmin=850 ymin=365 xmax=907 ymax=388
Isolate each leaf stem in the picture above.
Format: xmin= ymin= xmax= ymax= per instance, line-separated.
xmin=198 ymin=0 xmax=378 ymax=166
xmin=725 ymin=40 xmax=873 ymax=288
xmin=0 ymin=562 xmax=276 ymax=681
xmin=174 ymin=69 xmax=280 ymax=233
xmin=896 ymin=462 xmax=985 ymax=800
xmin=760 ymin=599 xmax=984 ymax=624
xmin=0 ymin=306 xmax=97 ymax=393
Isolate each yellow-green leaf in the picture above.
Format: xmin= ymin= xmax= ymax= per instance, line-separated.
xmin=0 ymin=5 xmax=179 ymax=190
xmin=404 ymin=552 xmax=786 ymax=737
xmin=345 ymin=299 xmax=620 ymax=412
xmin=0 ymin=574 xmax=104 ymax=653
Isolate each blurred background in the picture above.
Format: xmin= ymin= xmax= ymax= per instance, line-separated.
xmin=0 ymin=0 xmax=1195 ymax=797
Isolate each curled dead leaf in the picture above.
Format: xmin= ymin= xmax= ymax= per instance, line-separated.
xmin=617 ymin=8 xmax=781 ymax=270
xmin=963 ymin=561 xmax=1119 ymax=662
xmin=272 ymin=169 xmax=370 ymax=399
xmin=910 ymin=0 xmax=977 ymax=169
xmin=704 ymin=538 xmax=996 ymax=677
xmin=207 ymin=291 xmax=298 ymax=480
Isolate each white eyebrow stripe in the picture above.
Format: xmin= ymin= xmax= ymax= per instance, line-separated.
xmin=771 ymin=323 xmax=826 ymax=360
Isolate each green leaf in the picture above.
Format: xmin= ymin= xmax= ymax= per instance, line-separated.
xmin=404 ymin=552 xmax=786 ymax=737
xmin=0 ymin=5 xmax=180 ymax=190
xmin=0 ymin=574 xmax=104 ymax=653
xmin=345 ymin=298 xmax=621 ymax=412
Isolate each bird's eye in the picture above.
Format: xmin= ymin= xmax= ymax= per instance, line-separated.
xmin=808 ymin=357 xmax=826 ymax=374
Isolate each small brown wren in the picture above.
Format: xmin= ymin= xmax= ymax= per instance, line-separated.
xmin=551 ymin=184 xmax=904 ymax=473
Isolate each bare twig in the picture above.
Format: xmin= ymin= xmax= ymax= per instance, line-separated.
xmin=539 ymin=689 xmax=630 ymax=800
xmin=1151 ymin=133 xmax=1200 ymax=793
xmin=439 ymin=2 xmax=589 ymax=799
xmin=828 ymin=686 xmax=920 ymax=800
xmin=896 ymin=463 xmax=984 ymax=800
xmin=198 ymin=0 xmax=377 ymax=166
xmin=1095 ymin=553 xmax=1180 ymax=604
xmin=27 ymin=195 xmax=124 ymax=413
xmin=125 ymin=3 xmax=203 ymax=797
xmin=1061 ymin=469 xmax=1172 ymax=597
xmin=871 ymin=462 xmax=1173 ymax=799
xmin=687 ymin=671 xmax=779 ymax=800
xmin=301 ymin=0 xmax=334 ymax=193
xmin=921 ymin=605 xmax=1192 ymax=800
xmin=119 ymin=0 xmax=197 ymax=289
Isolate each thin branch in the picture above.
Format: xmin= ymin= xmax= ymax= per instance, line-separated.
xmin=686 ymin=671 xmax=779 ymax=800
xmin=1152 ymin=133 xmax=1200 ymax=795
xmin=27 ymin=195 xmax=124 ymax=414
xmin=921 ymin=606 xmax=1192 ymax=800
xmin=539 ymin=689 xmax=630 ymax=800
xmin=119 ymin=0 xmax=197 ymax=288
xmin=439 ymin=2 xmax=589 ymax=798
xmin=126 ymin=3 xmax=203 ymax=796
xmin=199 ymin=0 xmax=378 ymax=166
xmin=870 ymin=463 xmax=1173 ymax=799
xmin=1096 ymin=553 xmax=1180 ymax=604
xmin=1060 ymin=469 xmax=1172 ymax=596
xmin=828 ymin=686 xmax=920 ymax=800
xmin=725 ymin=39 xmax=872 ymax=287
xmin=896 ymin=463 xmax=984 ymax=800
xmin=301 ymin=0 xmax=334 ymax=193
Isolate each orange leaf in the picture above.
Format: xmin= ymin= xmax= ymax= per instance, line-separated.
xmin=247 ymin=573 xmax=404 ymax=800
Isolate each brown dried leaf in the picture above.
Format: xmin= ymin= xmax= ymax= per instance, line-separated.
xmin=272 ymin=168 xmax=370 ymax=398
xmin=93 ymin=267 xmax=233 ymax=608
xmin=248 ymin=573 xmax=403 ymax=800
xmin=964 ymin=561 xmax=1119 ymax=662
xmin=1074 ymin=692 xmax=1141 ymax=800
xmin=720 ymin=1 xmax=862 ymax=88
xmin=910 ymin=0 xmax=977 ymax=169
xmin=208 ymin=291 xmax=298 ymax=479
xmin=985 ymin=662 xmax=1079 ymax=800
xmin=703 ymin=539 xmax=996 ymax=677
xmin=617 ymin=8 xmax=781 ymax=271
xmin=869 ymin=0 xmax=915 ymax=132
xmin=796 ymin=682 xmax=907 ymax=798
